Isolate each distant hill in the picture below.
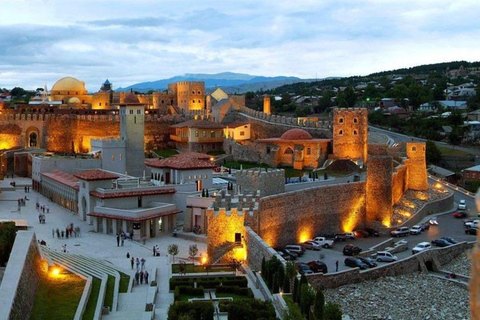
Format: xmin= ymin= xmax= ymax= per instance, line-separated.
xmin=116 ymin=72 xmax=313 ymax=93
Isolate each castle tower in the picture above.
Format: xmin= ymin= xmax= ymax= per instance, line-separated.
xmin=406 ymin=142 xmax=428 ymax=190
xmin=170 ymin=81 xmax=205 ymax=112
xmin=366 ymin=145 xmax=393 ymax=227
xmin=332 ymin=108 xmax=368 ymax=164
xmin=263 ymin=95 xmax=271 ymax=115
xmin=120 ymin=104 xmax=145 ymax=177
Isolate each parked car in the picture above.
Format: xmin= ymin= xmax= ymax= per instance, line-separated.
xmin=458 ymin=199 xmax=467 ymax=210
xmin=419 ymin=222 xmax=430 ymax=231
xmin=412 ymin=242 xmax=432 ymax=254
xmin=277 ymin=250 xmax=294 ymax=261
xmin=334 ymin=233 xmax=348 ymax=242
xmin=296 ymin=262 xmax=313 ymax=275
xmin=303 ymin=240 xmax=322 ymax=251
xmin=343 ymin=244 xmax=362 ymax=256
xmin=365 ymin=228 xmax=380 ymax=237
xmin=277 ymin=249 xmax=298 ymax=260
xmin=465 ymin=227 xmax=478 ymax=235
xmin=353 ymin=229 xmax=369 ymax=238
xmin=375 ymin=251 xmax=398 ymax=262
xmin=431 ymin=239 xmax=451 ymax=247
xmin=464 ymin=220 xmax=480 ymax=229
xmin=344 ymin=232 xmax=356 ymax=239
xmin=344 ymin=257 xmax=368 ymax=270
xmin=285 ymin=245 xmax=306 ymax=256
xmin=358 ymin=257 xmax=377 ymax=268
xmin=429 ymin=217 xmax=439 ymax=226
xmin=453 ymin=211 xmax=468 ymax=219
xmin=391 ymin=227 xmax=410 ymax=237
xmin=307 ymin=260 xmax=328 ymax=273
xmin=409 ymin=225 xmax=423 ymax=235
xmin=441 ymin=237 xmax=458 ymax=244
xmin=312 ymin=237 xmax=335 ymax=248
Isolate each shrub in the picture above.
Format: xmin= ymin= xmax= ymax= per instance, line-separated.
xmin=324 ymin=302 xmax=342 ymax=320
xmin=167 ymin=301 xmax=214 ymax=320
xmin=150 ymin=281 xmax=157 ymax=287
xmin=169 ymin=278 xmax=194 ymax=290
xmin=221 ymin=277 xmax=248 ymax=288
xmin=174 ymin=286 xmax=204 ymax=301
xmin=145 ymin=303 xmax=153 ymax=311
xmin=196 ymin=278 xmax=221 ymax=289
xmin=215 ymin=286 xmax=253 ymax=297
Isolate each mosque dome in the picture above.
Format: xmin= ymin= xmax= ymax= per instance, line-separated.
xmin=280 ymin=128 xmax=313 ymax=140
xmin=51 ymin=77 xmax=87 ymax=94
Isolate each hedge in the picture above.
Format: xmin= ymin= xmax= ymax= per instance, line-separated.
xmin=169 ymin=278 xmax=194 ymax=290
xmin=167 ymin=301 xmax=214 ymax=320
xmin=173 ymin=286 xmax=204 ymax=301
xmin=221 ymin=277 xmax=248 ymax=288
xmin=215 ymin=286 xmax=253 ymax=297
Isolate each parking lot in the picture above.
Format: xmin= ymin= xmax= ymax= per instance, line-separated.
xmin=292 ymin=210 xmax=478 ymax=273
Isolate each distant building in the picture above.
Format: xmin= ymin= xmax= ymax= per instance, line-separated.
xmin=170 ymin=119 xmax=225 ymax=152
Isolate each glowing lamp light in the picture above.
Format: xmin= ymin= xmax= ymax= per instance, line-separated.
xmin=50 ymin=267 xmax=63 ymax=277
xmin=201 ymin=256 xmax=208 ymax=265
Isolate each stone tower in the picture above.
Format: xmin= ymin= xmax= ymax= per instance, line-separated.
xmin=120 ymin=104 xmax=145 ymax=177
xmin=406 ymin=142 xmax=428 ymax=191
xmin=168 ymin=81 xmax=205 ymax=112
xmin=263 ymin=95 xmax=271 ymax=115
xmin=332 ymin=108 xmax=368 ymax=164
xmin=366 ymin=145 xmax=393 ymax=227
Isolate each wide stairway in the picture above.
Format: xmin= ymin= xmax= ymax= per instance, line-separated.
xmin=41 ymin=246 xmax=157 ymax=320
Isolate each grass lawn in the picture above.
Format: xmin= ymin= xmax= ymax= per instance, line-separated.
xmin=153 ymin=149 xmax=179 ymax=158
xmin=82 ymin=277 xmax=101 ymax=320
xmin=215 ymin=293 xmax=251 ymax=300
xmin=104 ymin=276 xmax=115 ymax=311
xmin=119 ymin=272 xmax=130 ymax=293
xmin=30 ymin=271 xmax=85 ymax=320
xmin=282 ymin=294 xmax=302 ymax=315
xmin=172 ymin=264 xmax=235 ymax=274
xmin=437 ymin=146 xmax=473 ymax=157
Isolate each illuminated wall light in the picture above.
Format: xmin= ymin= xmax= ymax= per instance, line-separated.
xmin=299 ymin=230 xmax=312 ymax=243
xmin=201 ymin=256 xmax=208 ymax=265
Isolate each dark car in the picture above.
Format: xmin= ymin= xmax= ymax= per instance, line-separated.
xmin=365 ymin=228 xmax=380 ymax=237
xmin=358 ymin=257 xmax=378 ymax=268
xmin=277 ymin=249 xmax=298 ymax=260
xmin=419 ymin=222 xmax=430 ymax=231
xmin=453 ymin=211 xmax=468 ymax=219
xmin=343 ymin=244 xmax=362 ymax=256
xmin=307 ymin=260 xmax=328 ymax=274
xmin=441 ymin=237 xmax=458 ymax=244
xmin=277 ymin=250 xmax=293 ymax=261
xmin=344 ymin=257 xmax=368 ymax=270
xmin=334 ymin=233 xmax=348 ymax=242
xmin=353 ymin=229 xmax=369 ymax=238
xmin=465 ymin=227 xmax=478 ymax=235
xmin=296 ymin=262 xmax=313 ymax=275
xmin=431 ymin=239 xmax=451 ymax=247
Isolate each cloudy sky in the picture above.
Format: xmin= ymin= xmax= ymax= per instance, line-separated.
xmin=1 ymin=0 xmax=479 ymax=91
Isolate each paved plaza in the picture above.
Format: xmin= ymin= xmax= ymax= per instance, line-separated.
xmin=0 ymin=175 xmax=210 ymax=320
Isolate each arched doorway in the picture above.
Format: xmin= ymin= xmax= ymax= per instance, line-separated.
xmin=25 ymin=126 xmax=40 ymax=149
xmin=29 ymin=132 xmax=37 ymax=147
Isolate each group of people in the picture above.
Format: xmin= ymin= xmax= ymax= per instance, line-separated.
xmin=134 ymin=270 xmax=149 ymax=285
xmin=128 ymin=255 xmax=146 ymax=272
xmin=36 ymin=203 xmax=50 ymax=213
xmin=152 ymin=245 xmax=161 ymax=257
xmin=24 ymin=186 xmax=31 ymax=193
xmin=116 ymin=230 xmax=133 ymax=246
xmin=53 ymin=224 xmax=81 ymax=239
xmin=39 ymin=213 xmax=46 ymax=224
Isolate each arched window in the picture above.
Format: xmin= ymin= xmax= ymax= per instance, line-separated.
xmin=353 ymin=129 xmax=358 ymax=135
xmin=284 ymin=148 xmax=294 ymax=154
xmin=353 ymin=117 xmax=358 ymax=123
xmin=338 ymin=130 xmax=343 ymax=136
xmin=338 ymin=118 xmax=344 ymax=124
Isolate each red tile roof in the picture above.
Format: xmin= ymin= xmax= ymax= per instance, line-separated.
xmin=90 ymin=188 xmax=176 ymax=199
xmin=170 ymin=119 xmax=225 ymax=129
xmin=226 ymin=122 xmax=249 ymax=128
xmin=146 ymin=152 xmax=216 ymax=170
xmin=42 ymin=170 xmax=79 ymax=190
xmin=74 ymin=169 xmax=120 ymax=181
xmin=88 ymin=209 xmax=182 ymax=221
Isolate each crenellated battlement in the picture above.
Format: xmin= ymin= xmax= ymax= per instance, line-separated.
xmin=236 ymin=168 xmax=285 ymax=197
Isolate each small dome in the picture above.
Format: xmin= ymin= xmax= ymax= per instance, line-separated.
xmin=67 ymin=97 xmax=81 ymax=104
xmin=280 ymin=129 xmax=313 ymax=140
xmin=51 ymin=76 xmax=87 ymax=94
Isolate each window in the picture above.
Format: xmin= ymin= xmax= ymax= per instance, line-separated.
xmin=137 ymin=110 xmax=141 ymax=114
xmin=99 ymin=102 xmax=102 ymax=106
xmin=412 ymin=146 xmax=417 ymax=152
xmin=192 ymin=90 xmax=195 ymax=94
xmin=353 ymin=129 xmax=358 ymax=135
xmin=353 ymin=117 xmax=358 ymax=124
xmin=195 ymin=131 xmax=199 ymax=137
xmin=192 ymin=100 xmax=195 ymax=103
xmin=106 ymin=102 xmax=108 ymax=106
xmin=203 ymin=131 xmax=206 ymax=137
xmin=211 ymin=131 xmax=215 ymax=138
xmin=267 ymin=147 xmax=271 ymax=154
xmin=307 ymin=148 xmax=311 ymax=155
xmin=82 ymin=182 xmax=86 ymax=188
xmin=198 ymin=91 xmax=201 ymax=95
xmin=240 ymin=131 xmax=245 ymax=136
xmin=339 ymin=118 xmax=344 ymax=124
xmin=339 ymin=130 xmax=343 ymax=136
xmin=129 ymin=110 xmax=133 ymax=114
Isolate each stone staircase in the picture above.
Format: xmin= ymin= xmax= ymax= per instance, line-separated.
xmin=211 ymin=242 xmax=243 ymax=265
xmin=41 ymin=246 xmax=134 ymax=320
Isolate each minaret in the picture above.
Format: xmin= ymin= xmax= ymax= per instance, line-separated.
xmin=42 ymin=84 xmax=48 ymax=102
xmin=120 ymin=103 xmax=145 ymax=177
xmin=263 ymin=95 xmax=271 ymax=115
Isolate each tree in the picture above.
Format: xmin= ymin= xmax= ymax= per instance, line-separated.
xmin=296 ymin=274 xmax=308 ymax=303
xmin=168 ymin=244 xmax=179 ymax=263
xmin=292 ymin=277 xmax=299 ymax=303
xmin=343 ymin=86 xmax=357 ymax=108
xmin=313 ymin=290 xmax=325 ymax=320
xmin=188 ymin=244 xmax=198 ymax=261
xmin=285 ymin=261 xmax=296 ymax=293
xmin=323 ymin=302 xmax=342 ymax=320
xmin=299 ymin=284 xmax=315 ymax=317
xmin=10 ymin=87 xmax=25 ymax=97
xmin=425 ymin=140 xmax=442 ymax=165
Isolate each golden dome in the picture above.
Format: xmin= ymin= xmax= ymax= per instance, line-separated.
xmin=51 ymin=76 xmax=87 ymax=94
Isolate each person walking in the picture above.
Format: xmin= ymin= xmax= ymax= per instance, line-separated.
xmin=135 ymin=271 xmax=139 ymax=285
xmin=335 ymin=260 xmax=339 ymax=272
xmin=141 ymin=258 xmax=146 ymax=270
xmin=116 ymin=234 xmax=120 ymax=247
xmin=140 ymin=271 xmax=144 ymax=284
xmin=130 ymin=257 xmax=134 ymax=270
xmin=153 ymin=246 xmax=156 ymax=257
xmin=121 ymin=233 xmax=125 ymax=246
xmin=136 ymin=258 xmax=140 ymax=271
xmin=144 ymin=270 xmax=149 ymax=285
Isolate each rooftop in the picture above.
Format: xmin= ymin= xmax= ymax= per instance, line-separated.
xmin=146 ymin=152 xmax=216 ymax=170
xmin=73 ymin=169 xmax=120 ymax=181
xmin=41 ymin=170 xmax=79 ymax=189
xmin=90 ymin=188 xmax=176 ymax=199
xmin=170 ymin=119 xmax=225 ymax=129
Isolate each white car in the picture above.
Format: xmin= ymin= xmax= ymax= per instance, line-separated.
xmin=412 ymin=242 xmax=432 ymax=254
xmin=409 ymin=225 xmax=423 ymax=235
xmin=312 ymin=237 xmax=335 ymax=248
xmin=465 ymin=220 xmax=480 ymax=228
xmin=458 ymin=200 xmax=467 ymax=210
xmin=303 ymin=240 xmax=322 ymax=251
xmin=376 ymin=251 xmax=398 ymax=262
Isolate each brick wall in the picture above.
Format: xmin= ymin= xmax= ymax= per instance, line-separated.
xmin=258 ymin=182 xmax=366 ymax=248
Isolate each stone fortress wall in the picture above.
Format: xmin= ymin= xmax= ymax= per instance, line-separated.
xmin=235 ymin=169 xmax=285 ymax=197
